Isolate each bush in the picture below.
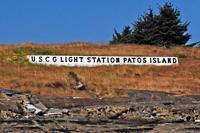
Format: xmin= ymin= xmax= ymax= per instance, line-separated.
xmin=12 ymin=47 xmax=53 ymax=55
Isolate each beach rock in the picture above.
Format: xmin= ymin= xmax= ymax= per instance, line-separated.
xmin=1 ymin=89 xmax=200 ymax=132
xmin=30 ymin=96 xmax=48 ymax=113
xmin=68 ymin=71 xmax=86 ymax=90
xmin=74 ymin=81 xmax=86 ymax=90
xmin=44 ymin=108 xmax=69 ymax=116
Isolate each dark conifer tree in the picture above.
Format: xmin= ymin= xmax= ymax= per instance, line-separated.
xmin=133 ymin=9 xmax=160 ymax=45
xmin=110 ymin=2 xmax=191 ymax=46
xmin=157 ymin=3 xmax=191 ymax=46
xmin=110 ymin=26 xmax=133 ymax=44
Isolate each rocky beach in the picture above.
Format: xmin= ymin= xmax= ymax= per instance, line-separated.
xmin=1 ymin=88 xmax=200 ymax=132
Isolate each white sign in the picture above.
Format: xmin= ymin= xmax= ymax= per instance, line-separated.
xmin=27 ymin=55 xmax=178 ymax=67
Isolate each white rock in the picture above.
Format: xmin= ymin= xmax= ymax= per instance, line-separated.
xmin=24 ymin=102 xmax=42 ymax=114
xmin=195 ymin=120 xmax=200 ymax=123
xmin=44 ymin=108 xmax=68 ymax=116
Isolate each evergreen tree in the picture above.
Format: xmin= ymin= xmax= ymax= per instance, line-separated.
xmin=133 ymin=9 xmax=160 ymax=45
xmin=157 ymin=3 xmax=191 ymax=46
xmin=110 ymin=29 xmax=122 ymax=44
xmin=110 ymin=26 xmax=133 ymax=44
xmin=110 ymin=2 xmax=191 ymax=46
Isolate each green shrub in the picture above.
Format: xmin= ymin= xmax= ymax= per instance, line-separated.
xmin=12 ymin=47 xmax=54 ymax=55
xmin=178 ymin=54 xmax=187 ymax=59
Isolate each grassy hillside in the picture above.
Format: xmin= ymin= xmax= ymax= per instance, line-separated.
xmin=0 ymin=42 xmax=199 ymax=97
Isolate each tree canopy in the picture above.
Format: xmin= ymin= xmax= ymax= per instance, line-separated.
xmin=110 ymin=3 xmax=191 ymax=46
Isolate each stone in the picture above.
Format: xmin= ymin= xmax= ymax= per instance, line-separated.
xmin=195 ymin=120 xmax=200 ymax=123
xmin=24 ymin=101 xmax=43 ymax=114
xmin=0 ymin=88 xmax=22 ymax=96
xmin=68 ymin=71 xmax=86 ymax=90
xmin=44 ymin=108 xmax=69 ymax=116
xmin=74 ymin=81 xmax=86 ymax=90
xmin=33 ymin=102 xmax=48 ymax=113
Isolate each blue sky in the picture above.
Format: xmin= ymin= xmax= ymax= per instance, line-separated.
xmin=0 ymin=0 xmax=199 ymax=44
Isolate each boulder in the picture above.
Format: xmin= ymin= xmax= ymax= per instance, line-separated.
xmin=30 ymin=96 xmax=48 ymax=113
xmin=68 ymin=71 xmax=86 ymax=90
xmin=44 ymin=108 xmax=68 ymax=116
xmin=74 ymin=81 xmax=86 ymax=90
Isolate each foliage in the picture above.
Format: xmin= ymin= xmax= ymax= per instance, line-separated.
xmin=110 ymin=26 xmax=133 ymax=44
xmin=133 ymin=9 xmax=160 ymax=45
xmin=110 ymin=2 xmax=191 ymax=46
xmin=12 ymin=47 xmax=54 ymax=55
xmin=157 ymin=3 xmax=191 ymax=46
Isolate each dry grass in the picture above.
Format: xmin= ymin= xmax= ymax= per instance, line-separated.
xmin=0 ymin=42 xmax=199 ymax=98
